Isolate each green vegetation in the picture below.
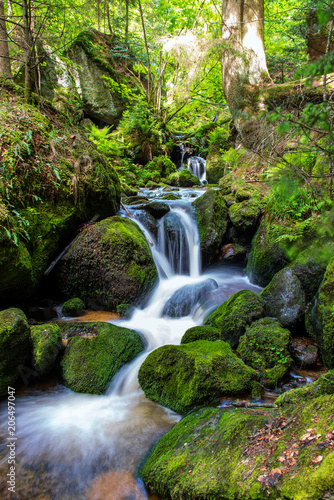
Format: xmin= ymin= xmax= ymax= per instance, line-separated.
xmin=30 ymin=323 xmax=62 ymax=374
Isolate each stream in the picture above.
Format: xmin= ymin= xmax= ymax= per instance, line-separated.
xmin=0 ymin=187 xmax=265 ymax=499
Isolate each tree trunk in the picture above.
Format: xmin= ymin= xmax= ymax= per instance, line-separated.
xmin=0 ymin=0 xmax=12 ymax=78
xmin=138 ymin=0 xmax=151 ymax=104
xmin=22 ymin=0 xmax=35 ymax=103
xmin=125 ymin=0 xmax=129 ymax=43
xmin=221 ymin=0 xmax=270 ymax=129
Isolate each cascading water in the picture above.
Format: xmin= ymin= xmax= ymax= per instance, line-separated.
xmin=187 ymin=156 xmax=207 ymax=184
xmin=0 ymin=189 xmax=262 ymax=499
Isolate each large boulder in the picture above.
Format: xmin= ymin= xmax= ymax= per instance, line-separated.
xmin=181 ymin=325 xmax=221 ymax=344
xmin=0 ymin=308 xmax=31 ymax=396
xmin=60 ymin=322 xmax=144 ymax=394
xmin=140 ymin=395 xmax=334 ymax=500
xmin=61 ymin=298 xmax=85 ymax=317
xmin=143 ymin=202 xmax=170 ymax=219
xmin=30 ymin=323 xmax=62 ymax=374
xmin=260 ymin=268 xmax=307 ymax=329
xmin=57 ymin=216 xmax=158 ymax=310
xmin=306 ymin=258 xmax=334 ymax=368
xmin=237 ymin=317 xmax=292 ymax=387
xmin=138 ymin=340 xmax=259 ymax=415
xmin=204 ymin=290 xmax=265 ymax=348
xmin=192 ymin=189 xmax=228 ymax=262
xmin=162 ymin=279 xmax=218 ymax=318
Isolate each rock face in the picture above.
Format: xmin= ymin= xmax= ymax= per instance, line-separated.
xmin=246 ymin=216 xmax=290 ymax=287
xmin=138 ymin=340 xmax=258 ymax=415
xmin=30 ymin=323 xmax=62 ymax=374
xmin=192 ymin=189 xmax=228 ymax=261
xmin=162 ymin=279 xmax=218 ymax=318
xmin=60 ymin=322 xmax=144 ymax=394
xmin=238 ymin=317 xmax=292 ymax=387
xmin=58 ymin=216 xmax=158 ymax=311
xmin=140 ymin=393 xmax=334 ymax=500
xmin=306 ymin=258 xmax=334 ymax=368
xmin=67 ymin=29 xmax=128 ymax=126
xmin=260 ymin=268 xmax=307 ymax=329
xmin=0 ymin=308 xmax=31 ymax=396
xmin=204 ymin=290 xmax=265 ymax=349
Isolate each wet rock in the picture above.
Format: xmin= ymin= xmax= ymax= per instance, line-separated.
xmin=181 ymin=326 xmax=221 ymax=344
xmin=62 ymin=298 xmax=85 ymax=317
xmin=161 ymin=193 xmax=182 ymax=201
xmin=122 ymin=195 xmax=149 ymax=205
xmin=260 ymin=267 xmax=307 ymax=329
xmin=237 ymin=317 xmax=292 ymax=388
xmin=192 ymin=189 xmax=228 ymax=262
xmin=276 ymin=369 xmax=334 ymax=405
xmin=0 ymin=308 xmax=31 ymax=395
xmin=138 ymin=340 xmax=259 ymax=414
xmin=30 ymin=323 xmax=62 ymax=374
xmin=26 ymin=306 xmax=58 ymax=322
xmin=162 ymin=279 xmax=218 ymax=318
xmin=57 ymin=216 xmax=158 ymax=311
xmin=219 ymin=243 xmax=247 ymax=262
xmin=204 ymin=290 xmax=265 ymax=349
xmin=289 ymin=337 xmax=319 ymax=368
xmin=143 ymin=201 xmax=170 ymax=219
xmin=61 ymin=322 xmax=144 ymax=394
xmin=306 ymin=258 xmax=334 ymax=368
xmin=88 ymin=471 xmax=147 ymax=500
xmin=229 ymin=199 xmax=262 ymax=235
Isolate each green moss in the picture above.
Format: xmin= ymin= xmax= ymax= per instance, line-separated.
xmin=145 ymin=156 xmax=177 ymax=178
xmin=62 ymin=298 xmax=85 ymax=317
xmin=60 ymin=322 xmax=144 ymax=394
xmin=181 ymin=326 xmax=221 ymax=344
xmin=229 ymin=199 xmax=262 ymax=234
xmin=138 ymin=340 xmax=259 ymax=415
xmin=0 ymin=308 xmax=31 ymax=395
xmin=204 ymin=290 xmax=265 ymax=348
xmin=238 ymin=317 xmax=292 ymax=387
xmin=306 ymin=258 xmax=334 ymax=368
xmin=168 ymin=168 xmax=201 ymax=187
xmin=276 ymin=370 xmax=334 ymax=406
xmin=140 ymin=394 xmax=334 ymax=500
xmin=192 ymin=188 xmax=228 ymax=258
xmin=30 ymin=323 xmax=62 ymax=374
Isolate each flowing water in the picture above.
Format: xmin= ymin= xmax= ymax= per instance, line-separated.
xmin=0 ymin=188 xmax=262 ymax=499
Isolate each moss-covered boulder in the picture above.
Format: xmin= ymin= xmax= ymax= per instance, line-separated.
xmin=168 ymin=168 xmax=201 ymax=187
xmin=61 ymin=322 xmax=144 ymax=394
xmin=229 ymin=199 xmax=262 ymax=235
xmin=162 ymin=279 xmax=218 ymax=318
xmin=62 ymin=298 xmax=85 ymax=317
xmin=140 ymin=395 xmax=334 ymax=500
xmin=138 ymin=340 xmax=259 ymax=415
xmin=276 ymin=370 xmax=334 ymax=406
xmin=145 ymin=156 xmax=177 ymax=178
xmin=246 ymin=216 xmax=291 ymax=287
xmin=260 ymin=268 xmax=306 ymax=329
xmin=181 ymin=326 xmax=221 ymax=344
xmin=290 ymin=246 xmax=331 ymax=302
xmin=306 ymin=258 xmax=334 ymax=368
xmin=238 ymin=317 xmax=292 ymax=387
xmin=0 ymin=308 xmax=31 ymax=395
xmin=204 ymin=290 xmax=265 ymax=348
xmin=30 ymin=323 xmax=62 ymax=374
xmin=192 ymin=189 xmax=228 ymax=261
xmin=57 ymin=216 xmax=158 ymax=310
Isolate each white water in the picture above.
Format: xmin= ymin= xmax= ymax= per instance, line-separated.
xmin=0 ymin=189 xmax=261 ymax=498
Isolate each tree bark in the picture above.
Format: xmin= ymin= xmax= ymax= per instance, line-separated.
xmin=0 ymin=0 xmax=12 ymax=78
xmin=221 ymin=0 xmax=270 ymax=129
xmin=138 ymin=0 xmax=151 ymax=103
xmin=22 ymin=0 xmax=35 ymax=103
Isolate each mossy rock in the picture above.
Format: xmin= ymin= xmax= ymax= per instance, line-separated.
xmin=121 ymin=183 xmax=138 ymax=197
xmin=0 ymin=308 xmax=31 ymax=396
xmin=145 ymin=156 xmax=177 ymax=178
xmin=223 ymin=194 xmax=236 ymax=207
xmin=143 ymin=201 xmax=170 ymax=219
xmin=238 ymin=317 xmax=292 ymax=388
xmin=57 ymin=216 xmax=158 ymax=311
xmin=306 ymin=258 xmax=334 ymax=368
xmin=260 ymin=268 xmax=306 ymax=329
xmin=62 ymin=298 xmax=85 ymax=317
xmin=30 ymin=323 xmax=62 ymax=374
xmin=181 ymin=326 xmax=221 ymax=344
xmin=61 ymin=322 xmax=144 ymax=394
xmin=138 ymin=340 xmax=259 ymax=415
xmin=246 ymin=216 xmax=291 ymax=287
xmin=229 ymin=199 xmax=262 ymax=235
xmin=161 ymin=193 xmax=182 ymax=201
xmin=168 ymin=168 xmax=201 ymax=187
xmin=140 ymin=394 xmax=334 ymax=499
xmin=276 ymin=370 xmax=334 ymax=406
xmin=204 ymin=290 xmax=265 ymax=349
xmin=162 ymin=279 xmax=218 ymax=318
xmin=123 ymin=195 xmax=149 ymax=205
xmin=235 ymin=187 xmax=256 ymax=202
xmin=192 ymin=189 xmax=228 ymax=260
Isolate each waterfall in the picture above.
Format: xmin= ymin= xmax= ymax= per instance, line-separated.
xmin=0 ymin=189 xmax=262 ymax=499
xmin=187 ymin=156 xmax=207 ymax=184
